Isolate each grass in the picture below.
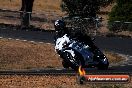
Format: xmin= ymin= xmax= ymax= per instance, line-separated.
xmin=104 ymin=51 xmax=125 ymax=64
xmin=0 ymin=38 xmax=61 ymax=70
xmin=0 ymin=38 xmax=125 ymax=70
xmin=116 ymin=31 xmax=132 ymax=38
xmin=0 ymin=0 xmax=20 ymax=10
xmin=0 ymin=0 xmax=62 ymax=13
xmin=33 ymin=0 xmax=61 ymax=12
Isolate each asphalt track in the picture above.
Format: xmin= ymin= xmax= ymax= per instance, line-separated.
xmin=1 ymin=27 xmax=132 ymax=55
xmin=0 ymin=26 xmax=132 ymax=75
xmin=0 ymin=67 xmax=132 ymax=76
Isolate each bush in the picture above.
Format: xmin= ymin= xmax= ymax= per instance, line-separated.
xmin=108 ymin=0 xmax=132 ymax=31
xmin=61 ymin=0 xmax=113 ymax=17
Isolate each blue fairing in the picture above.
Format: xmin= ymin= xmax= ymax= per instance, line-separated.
xmin=70 ymin=41 xmax=94 ymax=62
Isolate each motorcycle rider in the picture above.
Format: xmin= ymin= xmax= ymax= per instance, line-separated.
xmin=54 ymin=19 xmax=96 ymax=52
xmin=54 ymin=20 xmax=70 ymax=40
xmin=54 ymin=20 xmax=71 ymax=56
xmin=54 ymin=20 xmax=90 ymax=41
xmin=54 ymin=19 xmax=109 ymax=70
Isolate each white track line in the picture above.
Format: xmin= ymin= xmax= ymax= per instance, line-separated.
xmin=46 ymin=43 xmax=52 ymax=45
xmin=1 ymin=37 xmax=53 ymax=45
xmin=38 ymin=42 xmax=44 ymax=44
xmin=8 ymin=38 xmax=13 ymax=40
xmin=30 ymin=41 xmax=35 ymax=43
xmin=16 ymin=39 xmax=20 ymax=41
xmin=22 ymin=40 xmax=27 ymax=42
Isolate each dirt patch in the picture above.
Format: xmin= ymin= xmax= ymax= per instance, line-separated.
xmin=104 ymin=51 xmax=125 ymax=64
xmin=0 ymin=75 xmax=131 ymax=88
xmin=0 ymin=38 xmax=62 ymax=70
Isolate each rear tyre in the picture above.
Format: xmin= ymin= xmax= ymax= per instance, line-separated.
xmin=70 ymin=64 xmax=79 ymax=71
xmin=62 ymin=60 xmax=69 ymax=68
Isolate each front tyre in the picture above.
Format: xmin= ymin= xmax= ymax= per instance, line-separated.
xmin=97 ymin=59 xmax=109 ymax=70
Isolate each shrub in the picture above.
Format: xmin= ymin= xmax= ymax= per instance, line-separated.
xmin=108 ymin=0 xmax=132 ymax=31
xmin=61 ymin=0 xmax=113 ymax=17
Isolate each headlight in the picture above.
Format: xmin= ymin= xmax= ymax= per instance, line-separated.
xmin=97 ymin=56 xmax=100 ymax=58
xmin=84 ymin=45 xmax=89 ymax=49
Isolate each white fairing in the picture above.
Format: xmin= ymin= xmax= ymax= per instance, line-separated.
xmin=55 ymin=34 xmax=70 ymax=51
xmin=65 ymin=50 xmax=75 ymax=57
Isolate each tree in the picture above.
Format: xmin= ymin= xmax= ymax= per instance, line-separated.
xmin=20 ymin=0 xmax=34 ymax=29
xmin=109 ymin=0 xmax=132 ymax=22
xmin=61 ymin=0 xmax=113 ymax=17
xmin=108 ymin=0 xmax=132 ymax=31
xmin=61 ymin=0 xmax=113 ymax=35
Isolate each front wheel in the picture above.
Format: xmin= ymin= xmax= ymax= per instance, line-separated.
xmin=97 ymin=59 xmax=109 ymax=70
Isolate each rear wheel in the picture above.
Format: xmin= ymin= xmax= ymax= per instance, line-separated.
xmin=70 ymin=63 xmax=80 ymax=71
xmin=62 ymin=60 xmax=69 ymax=68
xmin=67 ymin=52 xmax=80 ymax=71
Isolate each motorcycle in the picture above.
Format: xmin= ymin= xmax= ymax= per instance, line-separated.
xmin=55 ymin=34 xmax=109 ymax=71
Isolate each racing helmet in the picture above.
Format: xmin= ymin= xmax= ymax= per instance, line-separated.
xmin=54 ymin=20 xmax=66 ymax=32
